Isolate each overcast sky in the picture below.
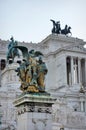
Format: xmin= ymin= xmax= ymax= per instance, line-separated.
xmin=0 ymin=0 xmax=86 ymax=43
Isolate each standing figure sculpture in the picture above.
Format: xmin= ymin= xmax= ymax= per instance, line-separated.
xmin=37 ymin=56 xmax=48 ymax=92
xmin=15 ymin=48 xmax=48 ymax=93
xmin=25 ymin=55 xmax=32 ymax=86
xmin=50 ymin=19 xmax=61 ymax=34
xmin=50 ymin=19 xmax=56 ymax=33
xmin=55 ymin=21 xmax=61 ymax=34
xmin=16 ymin=60 xmax=27 ymax=91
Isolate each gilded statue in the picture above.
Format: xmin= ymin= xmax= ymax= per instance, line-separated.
xmin=37 ymin=56 xmax=48 ymax=91
xmin=15 ymin=48 xmax=48 ymax=93
xmin=7 ymin=37 xmax=48 ymax=93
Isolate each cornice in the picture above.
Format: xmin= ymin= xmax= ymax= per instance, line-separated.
xmin=0 ymin=35 xmax=85 ymax=49
xmin=39 ymin=34 xmax=84 ymax=45
xmin=0 ymin=35 xmax=86 ymax=57
xmin=45 ymin=44 xmax=86 ymax=58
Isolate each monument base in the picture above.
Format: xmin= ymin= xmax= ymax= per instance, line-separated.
xmin=14 ymin=92 xmax=56 ymax=130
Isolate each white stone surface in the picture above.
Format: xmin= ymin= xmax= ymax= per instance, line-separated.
xmin=14 ymin=94 xmax=55 ymax=130
xmin=0 ymin=34 xmax=86 ymax=130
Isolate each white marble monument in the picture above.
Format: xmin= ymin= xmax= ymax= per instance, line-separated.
xmin=14 ymin=93 xmax=56 ymax=130
xmin=0 ymin=34 xmax=86 ymax=130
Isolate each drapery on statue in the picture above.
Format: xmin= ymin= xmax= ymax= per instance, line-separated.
xmin=15 ymin=48 xmax=48 ymax=93
xmin=50 ymin=19 xmax=72 ymax=35
xmin=7 ymin=37 xmax=48 ymax=93
xmin=7 ymin=37 xmax=20 ymax=63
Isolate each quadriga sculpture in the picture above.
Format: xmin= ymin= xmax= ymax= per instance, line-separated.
xmin=50 ymin=19 xmax=72 ymax=36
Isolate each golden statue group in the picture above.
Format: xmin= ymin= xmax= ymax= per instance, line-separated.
xmin=7 ymin=37 xmax=48 ymax=93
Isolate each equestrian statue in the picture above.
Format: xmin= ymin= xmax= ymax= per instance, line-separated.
xmin=7 ymin=37 xmax=20 ymax=63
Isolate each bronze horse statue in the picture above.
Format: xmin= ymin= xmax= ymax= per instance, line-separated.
xmin=7 ymin=46 xmax=20 ymax=62
xmin=61 ymin=25 xmax=72 ymax=35
xmin=7 ymin=37 xmax=20 ymax=63
xmin=50 ymin=20 xmax=72 ymax=36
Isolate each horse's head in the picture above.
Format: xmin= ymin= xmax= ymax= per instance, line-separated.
xmin=68 ymin=26 xmax=71 ymax=29
xmin=65 ymin=25 xmax=68 ymax=28
xmin=68 ymin=27 xmax=72 ymax=35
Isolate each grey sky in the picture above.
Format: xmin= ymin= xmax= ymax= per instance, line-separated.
xmin=0 ymin=0 xmax=86 ymax=43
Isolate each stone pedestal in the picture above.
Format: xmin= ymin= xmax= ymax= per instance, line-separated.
xmin=14 ymin=93 xmax=56 ymax=130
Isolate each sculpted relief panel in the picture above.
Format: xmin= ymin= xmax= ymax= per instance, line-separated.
xmin=52 ymin=108 xmax=66 ymax=124
xmin=67 ymin=113 xmax=85 ymax=126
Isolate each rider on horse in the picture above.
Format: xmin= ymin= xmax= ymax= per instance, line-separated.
xmin=7 ymin=37 xmax=20 ymax=63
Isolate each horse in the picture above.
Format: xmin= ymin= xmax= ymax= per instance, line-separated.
xmin=61 ymin=25 xmax=68 ymax=35
xmin=7 ymin=47 xmax=20 ymax=63
xmin=67 ymin=26 xmax=72 ymax=36
xmin=61 ymin=25 xmax=72 ymax=35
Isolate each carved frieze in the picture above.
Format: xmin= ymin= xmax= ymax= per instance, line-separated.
xmin=65 ymin=45 xmax=86 ymax=53
xmin=17 ymin=104 xmax=52 ymax=115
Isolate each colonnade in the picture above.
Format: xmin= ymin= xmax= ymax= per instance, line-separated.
xmin=66 ymin=56 xmax=86 ymax=112
xmin=66 ymin=56 xmax=86 ymax=86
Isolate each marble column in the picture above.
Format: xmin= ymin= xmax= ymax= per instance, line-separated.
xmin=64 ymin=56 xmax=67 ymax=85
xmin=85 ymin=59 xmax=86 ymax=86
xmin=74 ymin=64 xmax=78 ymax=84
xmin=80 ymin=100 xmax=84 ymax=112
xmin=85 ymin=94 xmax=86 ymax=112
xmin=71 ymin=57 xmax=74 ymax=85
xmin=78 ymin=58 xmax=81 ymax=84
